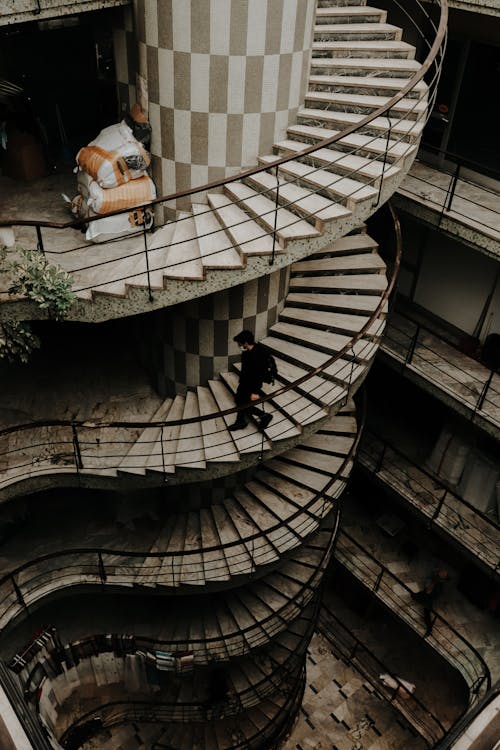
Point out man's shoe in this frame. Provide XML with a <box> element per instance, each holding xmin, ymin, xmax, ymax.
<box><xmin>259</xmin><ymin>413</ymin><xmax>273</xmax><ymax>430</ymax></box>
<box><xmin>229</xmin><ymin>420</ymin><xmax>248</xmax><ymax>431</ymax></box>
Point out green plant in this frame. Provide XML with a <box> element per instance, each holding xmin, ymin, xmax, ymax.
<box><xmin>0</xmin><ymin>321</ymin><xmax>40</xmax><ymax>364</ymax></box>
<box><xmin>9</xmin><ymin>248</ymin><xmax>75</xmax><ymax>319</ymax></box>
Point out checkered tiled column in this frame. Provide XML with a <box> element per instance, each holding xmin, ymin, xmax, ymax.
<box><xmin>138</xmin><ymin>267</ymin><xmax>290</xmax><ymax>396</ymax></box>
<box><xmin>133</xmin><ymin>0</ymin><xmax>315</xmax><ymax>207</ymax></box>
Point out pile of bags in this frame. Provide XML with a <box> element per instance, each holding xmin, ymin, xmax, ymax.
<box><xmin>67</xmin><ymin>104</ymin><xmax>156</xmax><ymax>242</ymax></box>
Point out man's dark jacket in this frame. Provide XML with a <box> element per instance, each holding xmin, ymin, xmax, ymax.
<box><xmin>239</xmin><ymin>343</ymin><xmax>269</xmax><ymax>395</ymax></box>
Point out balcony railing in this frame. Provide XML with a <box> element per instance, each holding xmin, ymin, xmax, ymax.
<box><xmin>318</xmin><ymin>604</ymin><xmax>447</xmax><ymax>746</ymax></box>
<box><xmin>398</xmin><ymin>143</ymin><xmax>500</xmax><ymax>240</ymax></box>
<box><xmin>335</xmin><ymin>530</ymin><xmax>491</xmax><ymax>708</ymax></box>
<box><xmin>0</xmin><ymin>415</ymin><xmax>359</xmax><ymax>628</ymax></box>
<box><xmin>382</xmin><ymin>312</ymin><xmax>500</xmax><ymax>435</ymax></box>
<box><xmin>6</xmin><ymin>623</ymin><xmax>309</xmax><ymax>749</ymax></box>
<box><xmin>0</xmin><ymin>0</ymin><xmax>447</xmax><ymax>312</ymax></box>
<box><xmin>0</xmin><ymin>205</ymin><xmax>395</xmax><ymax>496</ymax></box>
<box><xmin>358</xmin><ymin>431</ymin><xmax>500</xmax><ymax>577</ymax></box>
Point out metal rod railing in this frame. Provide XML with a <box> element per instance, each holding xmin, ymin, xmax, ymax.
<box><xmin>0</xmin><ymin>1</ymin><xmax>447</xmax><ymax>304</ymax></box>
<box><xmin>318</xmin><ymin>604</ymin><xmax>447</xmax><ymax>745</ymax></box>
<box><xmin>335</xmin><ymin>530</ymin><xmax>492</xmax><ymax>707</ymax></box>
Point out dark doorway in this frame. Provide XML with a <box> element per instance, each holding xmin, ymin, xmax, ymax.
<box><xmin>0</xmin><ymin>11</ymin><xmax>118</xmax><ymax>172</ymax></box>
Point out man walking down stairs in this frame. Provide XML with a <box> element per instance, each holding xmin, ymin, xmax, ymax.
<box><xmin>229</xmin><ymin>331</ymin><xmax>274</xmax><ymax>432</ymax></box>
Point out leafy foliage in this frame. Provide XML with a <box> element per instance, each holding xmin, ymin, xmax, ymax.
<box><xmin>9</xmin><ymin>248</ymin><xmax>75</xmax><ymax>320</ymax></box>
<box><xmin>0</xmin><ymin>321</ymin><xmax>40</xmax><ymax>364</ymax></box>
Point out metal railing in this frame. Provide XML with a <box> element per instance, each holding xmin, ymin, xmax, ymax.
<box><xmin>0</xmin><ymin>398</ymin><xmax>365</xmax><ymax>632</ymax></box>
<box><xmin>7</xmin><ymin>625</ymin><xmax>308</xmax><ymax>749</ymax></box>
<box><xmin>0</xmin><ymin>1</ymin><xmax>447</xmax><ymax>305</ymax></box>
<box><xmin>0</xmin><ymin>430</ymin><xmax>356</xmax><ymax>630</ymax></box>
<box><xmin>0</xmin><ymin>201</ymin><xmax>399</xmax><ymax>496</ymax></box>
<box><xmin>0</xmin><ymin>661</ymin><xmax>52</xmax><ymax>750</ymax></box>
<box><xmin>335</xmin><ymin>530</ymin><xmax>491</xmax><ymax>708</ymax></box>
<box><xmin>382</xmin><ymin>312</ymin><xmax>500</xmax><ymax>431</ymax></box>
<box><xmin>0</xmin><ymin>513</ymin><xmax>335</xmax><ymax>659</ymax></box>
<box><xmin>400</xmin><ymin>142</ymin><xmax>500</xmax><ymax>236</ymax></box>
<box><xmin>358</xmin><ymin>431</ymin><xmax>500</xmax><ymax>577</ymax></box>
<box><xmin>318</xmin><ymin>604</ymin><xmax>447</xmax><ymax>746</ymax></box>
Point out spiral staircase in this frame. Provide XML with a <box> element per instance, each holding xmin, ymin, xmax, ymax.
<box><xmin>0</xmin><ymin>1</ymin><xmax>448</xmax><ymax>748</ymax></box>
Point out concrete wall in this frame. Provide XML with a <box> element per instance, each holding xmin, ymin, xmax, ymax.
<box><xmin>400</xmin><ymin>219</ymin><xmax>499</xmax><ymax>341</ymax></box>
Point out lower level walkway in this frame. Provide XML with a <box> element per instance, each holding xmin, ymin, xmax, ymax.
<box><xmin>284</xmin><ymin>630</ymin><xmax>426</xmax><ymax>750</ymax></box>
<box><xmin>339</xmin><ymin>487</ymin><xmax>500</xmax><ymax>684</ymax></box>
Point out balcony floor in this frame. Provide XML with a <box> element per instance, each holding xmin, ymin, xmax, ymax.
<box><xmin>397</xmin><ymin>161</ymin><xmax>500</xmax><ymax>257</ymax></box>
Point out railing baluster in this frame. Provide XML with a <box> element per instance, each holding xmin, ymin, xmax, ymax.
<box><xmin>476</xmin><ymin>368</ymin><xmax>494</xmax><ymax>412</ymax></box>
<box><xmin>376</xmin><ymin>119</ymin><xmax>392</xmax><ymax>207</ymax></box>
<box><xmin>375</xmin><ymin>442</ymin><xmax>387</xmax><ymax>474</ymax></box>
<box><xmin>71</xmin><ymin>423</ymin><xmax>83</xmax><ymax>470</ymax></box>
<box><xmin>160</xmin><ymin>425</ymin><xmax>167</xmax><ymax>482</ymax></box>
<box><xmin>142</xmin><ymin>218</ymin><xmax>154</xmax><ymax>302</ymax></box>
<box><xmin>35</xmin><ymin>225</ymin><xmax>45</xmax><ymax>257</ymax></box>
<box><xmin>12</xmin><ymin>575</ymin><xmax>26</xmax><ymax>609</ymax></box>
<box><xmin>438</xmin><ymin>160</ymin><xmax>460</xmax><ymax>226</ymax></box>
<box><xmin>97</xmin><ymin>552</ymin><xmax>107</xmax><ymax>583</ymax></box>
<box><xmin>270</xmin><ymin>165</ymin><xmax>280</xmax><ymax>267</ymax></box>
<box><xmin>431</xmin><ymin>489</ymin><xmax>448</xmax><ymax>522</ymax></box>
<box><xmin>405</xmin><ymin>323</ymin><xmax>420</xmax><ymax>365</ymax></box>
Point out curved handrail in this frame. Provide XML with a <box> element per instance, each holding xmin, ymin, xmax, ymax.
<box><xmin>419</xmin><ymin>141</ymin><xmax>500</xmax><ymax>183</ymax></box>
<box><xmin>0</xmin><ymin>1</ymin><xmax>447</xmax><ymax>233</ymax></box>
<box><xmin>336</xmin><ymin>529</ymin><xmax>492</xmax><ymax>705</ymax></box>
<box><xmin>381</xmin><ymin>312</ymin><xmax>499</xmax><ymax>430</ymax></box>
<box><xmin>0</xmin><ymin>1</ymin><xmax>446</xmax><ymax>314</ymax></box>
<box><xmin>359</xmin><ymin>430</ymin><xmax>500</xmax><ymax>575</ymax></box>
<box><xmin>0</xmin><ymin>521</ymin><xmax>335</xmax><ymax>659</ymax></box>
<box><xmin>0</xmin><ymin>413</ymin><xmax>360</xmax><ymax>598</ymax></box>
<box><xmin>318</xmin><ymin>604</ymin><xmax>447</xmax><ymax>744</ymax></box>
<box><xmin>35</xmin><ymin>668</ymin><xmax>307</xmax><ymax>750</ymax></box>
<box><xmin>0</xmin><ymin>205</ymin><xmax>399</xmax><ymax>493</ymax></box>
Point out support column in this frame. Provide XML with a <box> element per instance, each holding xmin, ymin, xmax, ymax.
<box><xmin>137</xmin><ymin>266</ymin><xmax>290</xmax><ymax>396</ymax></box>
<box><xmin>133</xmin><ymin>0</ymin><xmax>316</xmax><ymax>206</ymax></box>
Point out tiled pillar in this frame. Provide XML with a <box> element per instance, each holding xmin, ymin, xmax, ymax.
<box><xmin>133</xmin><ymin>0</ymin><xmax>316</xmax><ymax>206</ymax></box>
<box><xmin>138</xmin><ymin>267</ymin><xmax>290</xmax><ymax>396</ymax></box>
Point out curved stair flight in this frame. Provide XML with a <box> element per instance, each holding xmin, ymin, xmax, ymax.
<box><xmin>0</xmin><ymin>232</ymin><xmax>384</xmax><ymax>497</ymax></box>
<box><xmin>3</xmin><ymin>0</ymin><xmax>427</xmax><ymax>320</ymax></box>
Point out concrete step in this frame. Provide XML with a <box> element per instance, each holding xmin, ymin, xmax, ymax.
<box><xmin>175</xmin><ymin>390</ymin><xmax>206</xmax><ymax>469</ymax></box>
<box><xmin>258</xmin><ymin>154</ymin><xmax>377</xmax><ymax>208</ymax></box>
<box><xmin>315</xmin><ymin>6</ymin><xmax>387</xmax><ymax>24</ymax></box>
<box><xmin>164</xmin><ymin>212</ymin><xmax>204</xmax><ymax>280</ymax></box>
<box><xmin>307</xmin><ymin>71</ymin><xmax>427</xmax><ymax>98</ymax></box>
<box><xmin>191</xmin><ymin>202</ymin><xmax>244</xmax><ymax>269</ymax></box>
<box><xmin>292</xmin><ymin>253</ymin><xmax>386</xmax><ymax>275</ymax></box>
<box><xmin>270</xmin><ymin>354</ymin><xmax>346</xmax><ymax>408</ymax></box>
<box><xmin>304</xmin><ymin>89</ymin><xmax>426</xmax><ymax>119</ymax></box>
<box><xmin>287</xmin><ymin>122</ymin><xmax>417</xmax><ymax>166</ymax></box>
<box><xmin>273</xmin><ymin>140</ymin><xmax>400</xmax><ymax>184</ymax></box>
<box><xmin>118</xmin><ymin>398</ymin><xmax>173</xmax><ymax>476</ymax></box>
<box><xmin>289</xmin><ymin>271</ymin><xmax>387</xmax><ymax>293</ymax></box>
<box><xmin>146</xmin><ymin>394</ymin><xmax>185</xmax><ymax>473</ymax></box>
<box><xmin>197</xmin><ymin>385</ymin><xmax>239</xmax><ymax>463</ymax></box>
<box><xmin>280</xmin><ymin>306</ymin><xmax>372</xmax><ymax>337</ymax></box>
<box><xmin>298</xmin><ymin>107</ymin><xmax>424</xmax><ymax>141</ymax></box>
<box><xmin>207</xmin><ymin>192</ymin><xmax>276</xmax><ymax>257</ymax></box>
<box><xmin>310</xmin><ymin>56</ymin><xmax>422</xmax><ymax>77</ymax></box>
<box><xmin>244</xmin><ymin>170</ymin><xmax>352</xmax><ymax>231</ymax></box>
<box><xmin>312</xmin><ymin>39</ymin><xmax>415</xmax><ymax>58</ymax></box>
<box><xmin>314</xmin><ymin>22</ymin><xmax>402</xmax><ymax>41</ymax></box>
<box><xmin>223</xmin><ymin>181</ymin><xmax>321</xmax><ymax>248</ymax></box>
